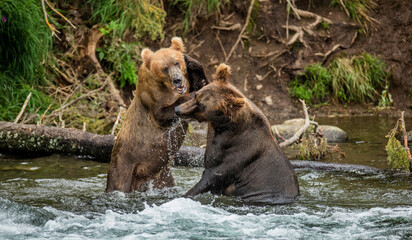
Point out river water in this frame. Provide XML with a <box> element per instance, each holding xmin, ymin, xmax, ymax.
<box><xmin>0</xmin><ymin>117</ymin><xmax>411</xmax><ymax>239</ymax></box>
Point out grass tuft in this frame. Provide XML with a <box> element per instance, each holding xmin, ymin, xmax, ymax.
<box><xmin>290</xmin><ymin>53</ymin><xmax>388</xmax><ymax>105</ymax></box>
<box><xmin>329</xmin><ymin>53</ymin><xmax>386</xmax><ymax>103</ymax></box>
<box><xmin>331</xmin><ymin>0</ymin><xmax>378</xmax><ymax>33</ymax></box>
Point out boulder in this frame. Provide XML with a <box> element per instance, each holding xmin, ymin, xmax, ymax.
<box><xmin>272</xmin><ymin>118</ymin><xmax>348</xmax><ymax>143</ymax></box>
<box><xmin>407</xmin><ymin>130</ymin><xmax>412</xmax><ymax>144</ymax></box>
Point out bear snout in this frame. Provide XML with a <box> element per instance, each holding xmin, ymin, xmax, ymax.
<box><xmin>170</xmin><ymin>68</ymin><xmax>187</xmax><ymax>94</ymax></box>
<box><xmin>174</xmin><ymin>99</ymin><xmax>198</xmax><ymax>119</ymax></box>
<box><xmin>173</xmin><ymin>77</ymin><xmax>183</xmax><ymax>86</ymax></box>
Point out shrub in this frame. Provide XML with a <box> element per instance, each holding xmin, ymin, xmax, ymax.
<box><xmin>331</xmin><ymin>0</ymin><xmax>378</xmax><ymax>33</ymax></box>
<box><xmin>90</xmin><ymin>0</ymin><xmax>165</xmax><ymax>88</ymax></box>
<box><xmin>290</xmin><ymin>63</ymin><xmax>331</xmax><ymax>104</ymax></box>
<box><xmin>385</xmin><ymin>119</ymin><xmax>410</xmax><ymax>172</ymax></box>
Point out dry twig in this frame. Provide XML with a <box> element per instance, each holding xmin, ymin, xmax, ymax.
<box><xmin>14</xmin><ymin>93</ymin><xmax>32</xmax><ymax>124</ymax></box>
<box><xmin>111</xmin><ymin>107</ymin><xmax>125</xmax><ymax>135</ymax></box>
<box><xmin>216</xmin><ymin>31</ymin><xmax>228</xmax><ymax>60</ymax></box>
<box><xmin>41</xmin><ymin>0</ymin><xmax>76</xmax><ymax>40</ymax></box>
<box><xmin>47</xmin><ymin>80</ymin><xmax>108</xmax><ymax>118</ymax></box>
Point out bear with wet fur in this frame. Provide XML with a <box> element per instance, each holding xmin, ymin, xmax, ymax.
<box><xmin>106</xmin><ymin>37</ymin><xmax>207</xmax><ymax>193</ymax></box>
<box><xmin>175</xmin><ymin>64</ymin><xmax>299</xmax><ymax>204</ymax></box>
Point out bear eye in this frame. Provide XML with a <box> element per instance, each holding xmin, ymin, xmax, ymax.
<box><xmin>175</xmin><ymin>62</ymin><xmax>180</xmax><ymax>68</ymax></box>
<box><xmin>162</xmin><ymin>66</ymin><xmax>168</xmax><ymax>74</ymax></box>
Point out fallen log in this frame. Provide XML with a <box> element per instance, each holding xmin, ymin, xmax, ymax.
<box><xmin>0</xmin><ymin>121</ymin><xmax>384</xmax><ymax>174</ymax></box>
<box><xmin>0</xmin><ymin>121</ymin><xmax>113</xmax><ymax>161</ymax></box>
<box><xmin>174</xmin><ymin>146</ymin><xmax>383</xmax><ymax>174</ymax></box>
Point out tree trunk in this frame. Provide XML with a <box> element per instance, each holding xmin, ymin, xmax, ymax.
<box><xmin>0</xmin><ymin>121</ymin><xmax>114</xmax><ymax>161</ymax></box>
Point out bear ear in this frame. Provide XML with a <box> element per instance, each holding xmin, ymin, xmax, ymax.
<box><xmin>170</xmin><ymin>37</ymin><xmax>186</xmax><ymax>52</ymax></box>
<box><xmin>141</xmin><ymin>48</ymin><xmax>153</xmax><ymax>69</ymax></box>
<box><xmin>218</xmin><ymin>94</ymin><xmax>246</xmax><ymax>121</ymax></box>
<box><xmin>215</xmin><ymin>63</ymin><xmax>231</xmax><ymax>84</ymax></box>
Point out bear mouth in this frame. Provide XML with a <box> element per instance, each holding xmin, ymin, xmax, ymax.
<box><xmin>176</xmin><ymin>86</ymin><xmax>187</xmax><ymax>94</ymax></box>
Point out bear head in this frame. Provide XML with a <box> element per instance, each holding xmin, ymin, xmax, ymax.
<box><xmin>175</xmin><ymin>63</ymin><xmax>248</xmax><ymax>122</ymax></box>
<box><xmin>141</xmin><ymin>37</ymin><xmax>188</xmax><ymax>94</ymax></box>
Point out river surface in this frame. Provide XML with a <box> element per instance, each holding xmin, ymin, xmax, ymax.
<box><xmin>0</xmin><ymin>117</ymin><xmax>411</xmax><ymax>239</ymax></box>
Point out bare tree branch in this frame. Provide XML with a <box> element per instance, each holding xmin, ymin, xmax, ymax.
<box><xmin>279</xmin><ymin>99</ymin><xmax>313</xmax><ymax>148</ymax></box>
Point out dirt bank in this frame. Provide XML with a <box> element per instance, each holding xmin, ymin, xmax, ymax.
<box><xmin>159</xmin><ymin>0</ymin><xmax>412</xmax><ymax>122</ymax></box>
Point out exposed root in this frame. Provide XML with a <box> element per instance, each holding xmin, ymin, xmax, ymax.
<box><xmin>315</xmin><ymin>32</ymin><xmax>358</xmax><ymax>63</ymax></box>
<box><xmin>215</xmin><ymin>31</ymin><xmax>228</xmax><ymax>61</ymax></box>
<box><xmin>83</xmin><ymin>26</ymin><xmax>125</xmax><ymax>107</ymax></box>
<box><xmin>225</xmin><ymin>0</ymin><xmax>255</xmax><ymax>63</ymax></box>
<box><xmin>257</xmin><ymin>50</ymin><xmax>288</xmax><ymax>69</ymax></box>
<box><xmin>211</xmin><ymin>24</ymin><xmax>241</xmax><ymax>31</ymax></box>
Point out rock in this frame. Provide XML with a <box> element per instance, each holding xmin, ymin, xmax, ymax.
<box><xmin>256</xmin><ymin>84</ymin><xmax>263</xmax><ymax>90</ymax></box>
<box><xmin>264</xmin><ymin>96</ymin><xmax>273</xmax><ymax>105</ymax></box>
<box><xmin>272</xmin><ymin>118</ymin><xmax>348</xmax><ymax>143</ymax></box>
<box><xmin>407</xmin><ymin>130</ymin><xmax>412</xmax><ymax>144</ymax></box>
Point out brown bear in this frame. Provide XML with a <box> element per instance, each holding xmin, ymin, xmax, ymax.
<box><xmin>175</xmin><ymin>63</ymin><xmax>300</xmax><ymax>204</ymax></box>
<box><xmin>106</xmin><ymin>37</ymin><xmax>208</xmax><ymax>193</ymax></box>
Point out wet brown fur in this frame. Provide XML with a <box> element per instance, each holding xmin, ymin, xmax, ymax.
<box><xmin>106</xmin><ymin>37</ymin><xmax>197</xmax><ymax>193</ymax></box>
<box><xmin>176</xmin><ymin>63</ymin><xmax>300</xmax><ymax>204</ymax></box>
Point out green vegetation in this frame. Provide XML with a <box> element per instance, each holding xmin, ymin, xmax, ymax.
<box><xmin>331</xmin><ymin>0</ymin><xmax>377</xmax><ymax>33</ymax></box>
<box><xmin>90</xmin><ymin>0</ymin><xmax>166</xmax><ymax>88</ymax></box>
<box><xmin>97</xmin><ymin>22</ymin><xmax>142</xmax><ymax>88</ymax></box>
<box><xmin>0</xmin><ymin>0</ymin><xmax>54</xmax><ymax>121</ymax></box>
<box><xmin>290</xmin><ymin>63</ymin><xmax>331</xmax><ymax>104</ymax></box>
<box><xmin>297</xmin><ymin>134</ymin><xmax>328</xmax><ymax>161</ymax></box>
<box><xmin>385</xmin><ymin>118</ymin><xmax>410</xmax><ymax>172</ymax></box>
<box><xmin>89</xmin><ymin>0</ymin><xmax>166</xmax><ymax>40</ymax></box>
<box><xmin>246</xmin><ymin>0</ymin><xmax>260</xmax><ymax>35</ymax></box>
<box><xmin>290</xmin><ymin>53</ymin><xmax>389</xmax><ymax>105</ymax></box>
<box><xmin>171</xmin><ymin>0</ymin><xmax>227</xmax><ymax>33</ymax></box>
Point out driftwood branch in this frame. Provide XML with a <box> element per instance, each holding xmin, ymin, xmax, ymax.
<box><xmin>279</xmin><ymin>99</ymin><xmax>313</xmax><ymax>148</ymax></box>
<box><xmin>400</xmin><ymin>111</ymin><xmax>412</xmax><ymax>166</ymax></box>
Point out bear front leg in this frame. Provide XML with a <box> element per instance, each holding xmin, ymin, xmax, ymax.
<box><xmin>152</xmin><ymin>95</ymin><xmax>193</xmax><ymax>128</ymax></box>
<box><xmin>184</xmin><ymin>54</ymin><xmax>209</xmax><ymax>92</ymax></box>
<box><xmin>183</xmin><ymin>168</ymin><xmax>215</xmax><ymax>197</ymax></box>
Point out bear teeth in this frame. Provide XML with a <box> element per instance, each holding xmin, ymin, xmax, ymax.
<box><xmin>177</xmin><ymin>86</ymin><xmax>186</xmax><ymax>94</ymax></box>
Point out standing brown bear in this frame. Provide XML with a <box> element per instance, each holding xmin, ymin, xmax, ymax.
<box><xmin>106</xmin><ymin>37</ymin><xmax>207</xmax><ymax>193</ymax></box>
<box><xmin>175</xmin><ymin>64</ymin><xmax>299</xmax><ymax>204</ymax></box>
